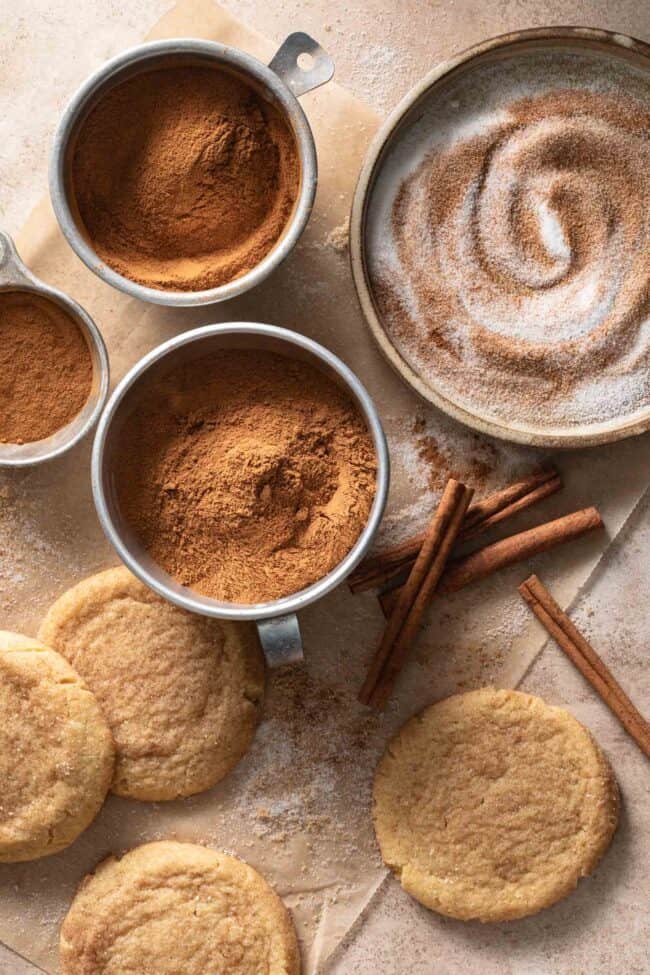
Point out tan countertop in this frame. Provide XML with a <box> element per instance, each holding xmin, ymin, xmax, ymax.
<box><xmin>1</xmin><ymin>1</ymin><xmax>648</xmax><ymax>973</ymax></box>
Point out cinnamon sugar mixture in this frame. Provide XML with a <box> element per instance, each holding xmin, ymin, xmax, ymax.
<box><xmin>368</xmin><ymin>53</ymin><xmax>650</xmax><ymax>428</ymax></box>
<box><xmin>71</xmin><ymin>66</ymin><xmax>300</xmax><ymax>292</ymax></box>
<box><xmin>115</xmin><ymin>351</ymin><xmax>377</xmax><ymax>603</ymax></box>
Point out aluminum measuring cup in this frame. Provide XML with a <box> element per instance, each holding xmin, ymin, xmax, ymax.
<box><xmin>92</xmin><ymin>323</ymin><xmax>390</xmax><ymax>667</ymax></box>
<box><xmin>50</xmin><ymin>34</ymin><xmax>334</xmax><ymax>307</ymax></box>
<box><xmin>0</xmin><ymin>231</ymin><xmax>109</xmax><ymax>467</ymax></box>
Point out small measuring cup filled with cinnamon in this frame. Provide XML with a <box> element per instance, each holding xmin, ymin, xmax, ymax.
<box><xmin>92</xmin><ymin>323</ymin><xmax>389</xmax><ymax>666</ymax></box>
<box><xmin>0</xmin><ymin>232</ymin><xmax>109</xmax><ymax>467</ymax></box>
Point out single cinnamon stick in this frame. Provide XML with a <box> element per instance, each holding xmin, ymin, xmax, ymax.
<box><xmin>460</xmin><ymin>474</ymin><xmax>561</xmax><ymax>540</ymax></box>
<box><xmin>461</xmin><ymin>467</ymin><xmax>560</xmax><ymax>534</ymax></box>
<box><xmin>348</xmin><ymin>467</ymin><xmax>561</xmax><ymax>593</ymax></box>
<box><xmin>519</xmin><ymin>574</ymin><xmax>650</xmax><ymax>758</ymax></box>
<box><xmin>379</xmin><ymin>506</ymin><xmax>604</xmax><ymax>617</ymax></box>
<box><xmin>359</xmin><ymin>479</ymin><xmax>474</xmax><ymax>707</ymax></box>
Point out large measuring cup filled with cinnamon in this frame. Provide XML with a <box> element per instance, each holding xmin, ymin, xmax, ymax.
<box><xmin>92</xmin><ymin>323</ymin><xmax>389</xmax><ymax>666</ymax></box>
<box><xmin>50</xmin><ymin>35</ymin><xmax>333</xmax><ymax>307</ymax></box>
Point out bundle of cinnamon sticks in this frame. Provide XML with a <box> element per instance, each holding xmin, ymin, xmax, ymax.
<box><xmin>349</xmin><ymin>467</ymin><xmax>562</xmax><ymax>594</ymax></box>
<box><xmin>358</xmin><ymin>479</ymin><xmax>473</xmax><ymax>708</ymax></box>
<box><xmin>356</xmin><ymin>466</ymin><xmax>605</xmax><ymax>708</ymax></box>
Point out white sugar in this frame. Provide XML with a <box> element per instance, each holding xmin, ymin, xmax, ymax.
<box><xmin>537</xmin><ymin>198</ymin><xmax>570</xmax><ymax>261</ymax></box>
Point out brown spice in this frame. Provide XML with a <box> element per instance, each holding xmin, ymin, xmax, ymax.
<box><xmin>379</xmin><ymin>506</ymin><xmax>604</xmax><ymax>617</ymax></box>
<box><xmin>347</xmin><ymin>466</ymin><xmax>562</xmax><ymax>594</ymax></box>
<box><xmin>0</xmin><ymin>292</ymin><xmax>92</xmax><ymax>444</ymax></box>
<box><xmin>115</xmin><ymin>350</ymin><xmax>377</xmax><ymax>604</ymax></box>
<box><xmin>71</xmin><ymin>66</ymin><xmax>300</xmax><ymax>292</ymax></box>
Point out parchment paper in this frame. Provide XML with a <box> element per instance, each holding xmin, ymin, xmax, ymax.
<box><xmin>1</xmin><ymin>1</ymin><xmax>649</xmax><ymax>972</ymax></box>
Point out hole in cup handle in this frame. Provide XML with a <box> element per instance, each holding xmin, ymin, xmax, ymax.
<box><xmin>269</xmin><ymin>32</ymin><xmax>335</xmax><ymax>97</ymax></box>
<box><xmin>0</xmin><ymin>231</ymin><xmax>35</xmax><ymax>289</ymax></box>
<box><xmin>256</xmin><ymin>613</ymin><xmax>304</xmax><ymax>668</ymax></box>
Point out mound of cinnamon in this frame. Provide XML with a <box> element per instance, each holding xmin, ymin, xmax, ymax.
<box><xmin>71</xmin><ymin>66</ymin><xmax>300</xmax><ymax>292</ymax></box>
<box><xmin>115</xmin><ymin>350</ymin><xmax>377</xmax><ymax>604</ymax></box>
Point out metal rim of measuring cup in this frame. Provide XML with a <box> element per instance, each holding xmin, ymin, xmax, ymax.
<box><xmin>349</xmin><ymin>25</ymin><xmax>650</xmax><ymax>448</ymax></box>
<box><xmin>91</xmin><ymin>322</ymin><xmax>390</xmax><ymax>666</ymax></box>
<box><xmin>0</xmin><ymin>230</ymin><xmax>110</xmax><ymax>467</ymax></box>
<box><xmin>49</xmin><ymin>35</ymin><xmax>334</xmax><ymax>308</ymax></box>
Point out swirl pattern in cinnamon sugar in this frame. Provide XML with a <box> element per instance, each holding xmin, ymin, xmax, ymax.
<box><xmin>369</xmin><ymin>53</ymin><xmax>650</xmax><ymax>429</ymax></box>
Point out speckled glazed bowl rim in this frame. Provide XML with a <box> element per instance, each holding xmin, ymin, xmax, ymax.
<box><xmin>350</xmin><ymin>26</ymin><xmax>650</xmax><ymax>448</ymax></box>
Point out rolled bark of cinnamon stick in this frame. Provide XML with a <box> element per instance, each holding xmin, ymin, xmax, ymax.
<box><xmin>348</xmin><ymin>467</ymin><xmax>561</xmax><ymax>594</ymax></box>
<box><xmin>358</xmin><ymin>479</ymin><xmax>472</xmax><ymax>706</ymax></box>
<box><xmin>368</xmin><ymin>483</ymin><xmax>474</xmax><ymax>708</ymax></box>
<box><xmin>461</xmin><ymin>467</ymin><xmax>559</xmax><ymax>534</ymax></box>
<box><xmin>519</xmin><ymin>574</ymin><xmax>650</xmax><ymax>757</ymax></box>
<box><xmin>379</xmin><ymin>506</ymin><xmax>603</xmax><ymax>618</ymax></box>
<box><xmin>460</xmin><ymin>474</ymin><xmax>561</xmax><ymax>540</ymax></box>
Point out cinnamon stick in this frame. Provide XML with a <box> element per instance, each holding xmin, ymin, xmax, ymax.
<box><xmin>348</xmin><ymin>467</ymin><xmax>561</xmax><ymax>593</ymax></box>
<box><xmin>370</xmin><ymin>485</ymin><xmax>473</xmax><ymax>708</ymax></box>
<box><xmin>359</xmin><ymin>479</ymin><xmax>474</xmax><ymax>708</ymax></box>
<box><xmin>519</xmin><ymin>574</ymin><xmax>650</xmax><ymax>758</ymax></box>
<box><xmin>380</xmin><ymin>506</ymin><xmax>604</xmax><ymax>617</ymax></box>
<box><xmin>460</xmin><ymin>474</ymin><xmax>561</xmax><ymax>540</ymax></box>
<box><xmin>461</xmin><ymin>467</ymin><xmax>560</xmax><ymax>535</ymax></box>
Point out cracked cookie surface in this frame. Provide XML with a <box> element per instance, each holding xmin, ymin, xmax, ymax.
<box><xmin>0</xmin><ymin>630</ymin><xmax>114</xmax><ymax>862</ymax></box>
<box><xmin>60</xmin><ymin>840</ymin><xmax>300</xmax><ymax>975</ymax></box>
<box><xmin>373</xmin><ymin>687</ymin><xmax>619</xmax><ymax>921</ymax></box>
<box><xmin>39</xmin><ymin>567</ymin><xmax>265</xmax><ymax>801</ymax></box>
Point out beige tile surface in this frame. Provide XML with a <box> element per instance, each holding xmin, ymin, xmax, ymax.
<box><xmin>329</xmin><ymin>492</ymin><xmax>650</xmax><ymax>974</ymax></box>
<box><xmin>1</xmin><ymin>1</ymin><xmax>649</xmax><ymax>973</ymax></box>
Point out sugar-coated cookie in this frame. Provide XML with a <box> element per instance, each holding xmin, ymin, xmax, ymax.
<box><xmin>373</xmin><ymin>687</ymin><xmax>619</xmax><ymax>921</ymax></box>
<box><xmin>0</xmin><ymin>631</ymin><xmax>114</xmax><ymax>862</ymax></box>
<box><xmin>39</xmin><ymin>567</ymin><xmax>265</xmax><ymax>801</ymax></box>
<box><xmin>60</xmin><ymin>840</ymin><xmax>300</xmax><ymax>974</ymax></box>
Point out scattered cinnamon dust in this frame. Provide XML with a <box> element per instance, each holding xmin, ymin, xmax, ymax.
<box><xmin>412</xmin><ymin>416</ymin><xmax>498</xmax><ymax>492</ymax></box>
<box><xmin>115</xmin><ymin>350</ymin><xmax>377</xmax><ymax>603</ymax></box>
<box><xmin>0</xmin><ymin>291</ymin><xmax>92</xmax><ymax>444</ymax></box>
<box><xmin>71</xmin><ymin>66</ymin><xmax>300</xmax><ymax>292</ymax></box>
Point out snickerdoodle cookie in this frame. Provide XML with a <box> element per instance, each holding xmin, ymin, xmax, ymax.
<box><xmin>39</xmin><ymin>567</ymin><xmax>265</xmax><ymax>802</ymax></box>
<box><xmin>373</xmin><ymin>687</ymin><xmax>619</xmax><ymax>922</ymax></box>
<box><xmin>60</xmin><ymin>840</ymin><xmax>300</xmax><ymax>975</ymax></box>
<box><xmin>0</xmin><ymin>631</ymin><xmax>114</xmax><ymax>862</ymax></box>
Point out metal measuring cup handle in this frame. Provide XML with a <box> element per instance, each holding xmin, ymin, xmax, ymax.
<box><xmin>253</xmin><ymin>37</ymin><xmax>332</xmax><ymax>669</ymax></box>
<box><xmin>268</xmin><ymin>32</ymin><xmax>334</xmax><ymax>96</ymax></box>
<box><xmin>256</xmin><ymin>614</ymin><xmax>304</xmax><ymax>667</ymax></box>
<box><xmin>0</xmin><ymin>231</ymin><xmax>39</xmax><ymax>289</ymax></box>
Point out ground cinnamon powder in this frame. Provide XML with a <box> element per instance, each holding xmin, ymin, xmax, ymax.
<box><xmin>115</xmin><ymin>350</ymin><xmax>377</xmax><ymax>603</ymax></box>
<box><xmin>71</xmin><ymin>65</ymin><xmax>300</xmax><ymax>292</ymax></box>
<box><xmin>0</xmin><ymin>292</ymin><xmax>92</xmax><ymax>444</ymax></box>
